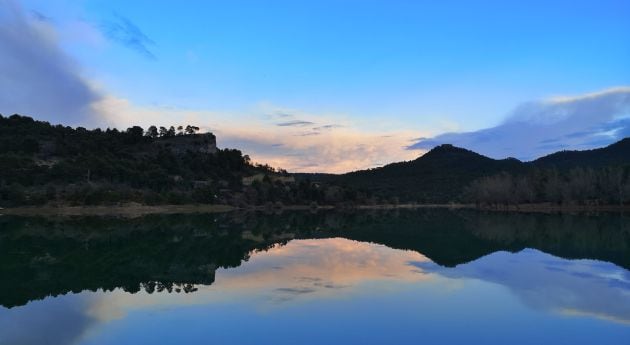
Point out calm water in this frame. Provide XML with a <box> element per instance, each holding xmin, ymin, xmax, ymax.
<box><xmin>1</xmin><ymin>209</ymin><xmax>629</xmax><ymax>345</ymax></box>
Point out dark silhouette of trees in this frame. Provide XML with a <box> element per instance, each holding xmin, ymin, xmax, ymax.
<box><xmin>463</xmin><ymin>166</ymin><xmax>630</xmax><ymax>206</ymax></box>
<box><xmin>185</xmin><ymin>125</ymin><xmax>200</xmax><ymax>135</ymax></box>
<box><xmin>145</xmin><ymin>126</ymin><xmax>159</xmax><ymax>138</ymax></box>
<box><xmin>126</xmin><ymin>126</ymin><xmax>144</xmax><ymax>137</ymax></box>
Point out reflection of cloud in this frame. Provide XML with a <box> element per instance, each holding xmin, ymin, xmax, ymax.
<box><xmin>0</xmin><ymin>293</ymin><xmax>95</xmax><ymax>345</ymax></box>
<box><xmin>416</xmin><ymin>249</ymin><xmax>630</xmax><ymax>324</ymax></box>
<box><xmin>0</xmin><ymin>0</ymin><xmax>102</xmax><ymax>125</ymax></box>
<box><xmin>85</xmin><ymin>238</ymin><xmax>431</xmax><ymax>320</ymax></box>
<box><xmin>275</xmin><ymin>287</ymin><xmax>317</xmax><ymax>295</ymax></box>
<box><xmin>213</xmin><ymin>238</ymin><xmax>432</xmax><ymax>304</ymax></box>
<box><xmin>100</xmin><ymin>13</ymin><xmax>156</xmax><ymax>59</ymax></box>
<box><xmin>409</xmin><ymin>87</ymin><xmax>630</xmax><ymax>160</ymax></box>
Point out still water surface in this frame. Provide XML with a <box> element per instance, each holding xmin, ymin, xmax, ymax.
<box><xmin>1</xmin><ymin>209</ymin><xmax>629</xmax><ymax>344</ymax></box>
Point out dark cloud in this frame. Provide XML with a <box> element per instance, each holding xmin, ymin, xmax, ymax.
<box><xmin>277</xmin><ymin>120</ymin><xmax>314</xmax><ymax>127</ymax></box>
<box><xmin>0</xmin><ymin>0</ymin><xmax>102</xmax><ymax>125</ymax></box>
<box><xmin>101</xmin><ymin>13</ymin><xmax>156</xmax><ymax>59</ymax></box>
<box><xmin>312</xmin><ymin>124</ymin><xmax>343</xmax><ymax>131</ymax></box>
<box><xmin>295</xmin><ymin>131</ymin><xmax>320</xmax><ymax>136</ymax></box>
<box><xmin>30</xmin><ymin>10</ymin><xmax>50</xmax><ymax>22</ymax></box>
<box><xmin>408</xmin><ymin>88</ymin><xmax>630</xmax><ymax>160</ymax></box>
<box><xmin>273</xmin><ymin>111</ymin><xmax>293</xmax><ymax>118</ymax></box>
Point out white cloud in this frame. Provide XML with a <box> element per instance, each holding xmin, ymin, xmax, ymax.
<box><xmin>409</xmin><ymin>87</ymin><xmax>630</xmax><ymax>160</ymax></box>
<box><xmin>93</xmin><ymin>95</ymin><xmax>422</xmax><ymax>173</ymax></box>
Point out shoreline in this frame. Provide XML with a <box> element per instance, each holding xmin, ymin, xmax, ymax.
<box><xmin>1</xmin><ymin>202</ymin><xmax>629</xmax><ymax>217</ymax></box>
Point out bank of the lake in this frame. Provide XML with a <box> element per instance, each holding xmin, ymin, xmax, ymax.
<box><xmin>3</xmin><ymin>202</ymin><xmax>630</xmax><ymax>217</ymax></box>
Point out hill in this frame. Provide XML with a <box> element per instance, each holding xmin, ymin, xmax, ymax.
<box><xmin>316</xmin><ymin>139</ymin><xmax>630</xmax><ymax>204</ymax></box>
<box><xmin>0</xmin><ymin>114</ymin><xmax>361</xmax><ymax>207</ymax></box>
<box><xmin>0</xmin><ymin>114</ymin><xmax>254</xmax><ymax>206</ymax></box>
<box><xmin>319</xmin><ymin>144</ymin><xmax>524</xmax><ymax>202</ymax></box>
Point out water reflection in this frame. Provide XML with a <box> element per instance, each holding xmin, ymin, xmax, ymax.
<box><xmin>417</xmin><ymin>249</ymin><xmax>630</xmax><ymax>324</ymax></box>
<box><xmin>1</xmin><ymin>209</ymin><xmax>629</xmax><ymax>344</ymax></box>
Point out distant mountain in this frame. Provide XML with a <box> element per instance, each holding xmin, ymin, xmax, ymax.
<box><xmin>310</xmin><ymin>138</ymin><xmax>630</xmax><ymax>203</ymax></box>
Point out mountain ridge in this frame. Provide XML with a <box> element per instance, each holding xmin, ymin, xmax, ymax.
<box><xmin>306</xmin><ymin>137</ymin><xmax>630</xmax><ymax>203</ymax></box>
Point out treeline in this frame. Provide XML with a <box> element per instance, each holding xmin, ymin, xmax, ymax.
<box><xmin>463</xmin><ymin>166</ymin><xmax>630</xmax><ymax>206</ymax></box>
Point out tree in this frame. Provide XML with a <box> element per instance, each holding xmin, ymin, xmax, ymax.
<box><xmin>176</xmin><ymin>126</ymin><xmax>184</xmax><ymax>136</ymax></box>
<box><xmin>145</xmin><ymin>126</ymin><xmax>159</xmax><ymax>138</ymax></box>
<box><xmin>159</xmin><ymin>126</ymin><xmax>168</xmax><ymax>137</ymax></box>
<box><xmin>167</xmin><ymin>126</ymin><xmax>176</xmax><ymax>137</ymax></box>
<box><xmin>185</xmin><ymin>125</ymin><xmax>200</xmax><ymax>135</ymax></box>
<box><xmin>126</xmin><ymin>126</ymin><xmax>144</xmax><ymax>138</ymax></box>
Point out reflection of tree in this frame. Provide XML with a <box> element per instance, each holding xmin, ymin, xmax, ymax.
<box><xmin>0</xmin><ymin>210</ymin><xmax>628</xmax><ymax>308</ymax></box>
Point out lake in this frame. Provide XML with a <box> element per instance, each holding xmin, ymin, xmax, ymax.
<box><xmin>1</xmin><ymin>209</ymin><xmax>629</xmax><ymax>344</ymax></box>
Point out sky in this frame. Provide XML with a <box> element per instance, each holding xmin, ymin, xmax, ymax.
<box><xmin>1</xmin><ymin>0</ymin><xmax>629</xmax><ymax>172</ymax></box>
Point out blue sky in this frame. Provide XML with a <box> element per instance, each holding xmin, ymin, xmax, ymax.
<box><xmin>1</xmin><ymin>0</ymin><xmax>629</xmax><ymax>172</ymax></box>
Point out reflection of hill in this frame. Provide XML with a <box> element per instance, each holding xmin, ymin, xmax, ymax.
<box><xmin>1</xmin><ymin>210</ymin><xmax>629</xmax><ymax>308</ymax></box>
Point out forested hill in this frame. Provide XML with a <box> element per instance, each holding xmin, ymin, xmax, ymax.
<box><xmin>0</xmin><ymin>114</ymin><xmax>369</xmax><ymax>207</ymax></box>
<box><xmin>329</xmin><ymin>144</ymin><xmax>525</xmax><ymax>202</ymax></box>
<box><xmin>0</xmin><ymin>114</ymin><xmax>251</xmax><ymax>205</ymax></box>
<box><xmin>312</xmin><ymin>139</ymin><xmax>630</xmax><ymax>204</ymax></box>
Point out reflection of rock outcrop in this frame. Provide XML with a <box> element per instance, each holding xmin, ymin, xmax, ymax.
<box><xmin>1</xmin><ymin>209</ymin><xmax>629</xmax><ymax>308</ymax></box>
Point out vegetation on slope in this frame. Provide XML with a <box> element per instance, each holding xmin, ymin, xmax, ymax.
<box><xmin>2</xmin><ymin>114</ymin><xmax>629</xmax><ymax>207</ymax></box>
<box><xmin>0</xmin><ymin>115</ymin><xmax>368</xmax><ymax>207</ymax></box>
<box><xmin>318</xmin><ymin>140</ymin><xmax>630</xmax><ymax>205</ymax></box>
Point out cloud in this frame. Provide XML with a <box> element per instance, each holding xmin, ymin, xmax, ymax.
<box><xmin>30</xmin><ymin>10</ymin><xmax>51</xmax><ymax>22</ymax></box>
<box><xmin>313</xmin><ymin>124</ymin><xmax>343</xmax><ymax>131</ymax></box>
<box><xmin>0</xmin><ymin>0</ymin><xmax>102</xmax><ymax>125</ymax></box>
<box><xmin>408</xmin><ymin>87</ymin><xmax>630</xmax><ymax>160</ymax></box>
<box><xmin>276</xmin><ymin>120</ymin><xmax>315</xmax><ymax>127</ymax></box>
<box><xmin>295</xmin><ymin>131</ymin><xmax>320</xmax><ymax>136</ymax></box>
<box><xmin>214</xmin><ymin>123</ymin><xmax>420</xmax><ymax>173</ymax></box>
<box><xmin>94</xmin><ymin>96</ymin><xmax>423</xmax><ymax>173</ymax></box>
<box><xmin>101</xmin><ymin>14</ymin><xmax>156</xmax><ymax>59</ymax></box>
